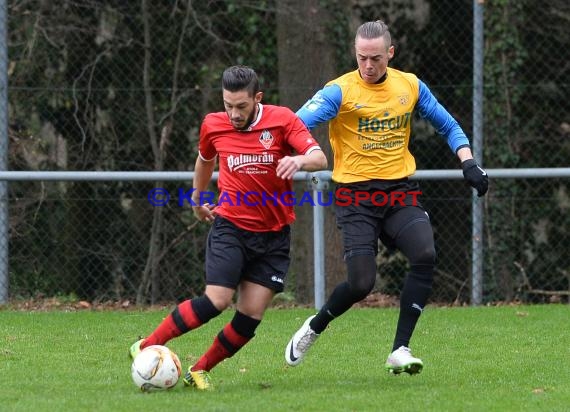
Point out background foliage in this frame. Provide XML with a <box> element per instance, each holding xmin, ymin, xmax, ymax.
<box><xmin>5</xmin><ymin>0</ymin><xmax>570</xmax><ymax>305</ymax></box>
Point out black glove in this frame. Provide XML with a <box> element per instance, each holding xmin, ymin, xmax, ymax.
<box><xmin>461</xmin><ymin>159</ymin><xmax>488</xmax><ymax>197</ymax></box>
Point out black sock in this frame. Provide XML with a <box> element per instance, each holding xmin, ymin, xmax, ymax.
<box><xmin>310</xmin><ymin>282</ymin><xmax>353</xmax><ymax>333</ymax></box>
<box><xmin>392</xmin><ymin>271</ymin><xmax>432</xmax><ymax>351</ymax></box>
<box><xmin>310</xmin><ymin>254</ymin><xmax>377</xmax><ymax>334</ymax></box>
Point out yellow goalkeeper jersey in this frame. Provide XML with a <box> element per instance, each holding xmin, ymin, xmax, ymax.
<box><xmin>297</xmin><ymin>67</ymin><xmax>470</xmax><ymax>183</ymax></box>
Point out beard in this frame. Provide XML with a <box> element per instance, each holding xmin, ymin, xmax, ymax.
<box><xmin>231</xmin><ymin>106</ymin><xmax>257</xmax><ymax>131</ymax></box>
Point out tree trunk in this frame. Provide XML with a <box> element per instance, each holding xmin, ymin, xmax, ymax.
<box><xmin>276</xmin><ymin>0</ymin><xmax>346</xmax><ymax>304</ymax></box>
<box><xmin>137</xmin><ymin>0</ymin><xmax>165</xmax><ymax>305</ymax></box>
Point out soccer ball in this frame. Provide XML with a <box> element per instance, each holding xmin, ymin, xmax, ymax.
<box><xmin>131</xmin><ymin>345</ymin><xmax>182</xmax><ymax>392</ymax></box>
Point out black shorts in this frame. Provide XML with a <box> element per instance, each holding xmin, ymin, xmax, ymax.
<box><xmin>334</xmin><ymin>179</ymin><xmax>431</xmax><ymax>258</ymax></box>
<box><xmin>205</xmin><ymin>216</ymin><xmax>291</xmax><ymax>293</ymax></box>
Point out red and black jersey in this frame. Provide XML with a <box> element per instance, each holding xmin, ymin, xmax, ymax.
<box><xmin>199</xmin><ymin>104</ymin><xmax>321</xmax><ymax>232</ymax></box>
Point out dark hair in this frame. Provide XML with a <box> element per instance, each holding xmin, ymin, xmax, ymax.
<box><xmin>355</xmin><ymin>20</ymin><xmax>391</xmax><ymax>50</ymax></box>
<box><xmin>221</xmin><ymin>65</ymin><xmax>260</xmax><ymax>96</ymax></box>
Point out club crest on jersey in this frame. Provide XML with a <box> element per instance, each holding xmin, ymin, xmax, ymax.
<box><xmin>398</xmin><ymin>94</ymin><xmax>410</xmax><ymax>105</ymax></box>
<box><xmin>259</xmin><ymin>129</ymin><xmax>274</xmax><ymax>149</ymax></box>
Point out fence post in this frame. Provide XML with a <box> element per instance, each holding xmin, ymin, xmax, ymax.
<box><xmin>471</xmin><ymin>0</ymin><xmax>485</xmax><ymax>305</ymax></box>
<box><xmin>0</xmin><ymin>0</ymin><xmax>8</xmax><ymax>304</ymax></box>
<box><xmin>311</xmin><ymin>172</ymin><xmax>328</xmax><ymax>309</ymax></box>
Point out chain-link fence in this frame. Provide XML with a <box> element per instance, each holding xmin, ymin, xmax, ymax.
<box><xmin>3</xmin><ymin>0</ymin><xmax>570</xmax><ymax>306</ymax></box>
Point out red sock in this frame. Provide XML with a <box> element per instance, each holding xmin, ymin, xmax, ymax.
<box><xmin>142</xmin><ymin>300</ymin><xmax>202</xmax><ymax>348</ymax></box>
<box><xmin>192</xmin><ymin>323</ymin><xmax>250</xmax><ymax>372</ymax></box>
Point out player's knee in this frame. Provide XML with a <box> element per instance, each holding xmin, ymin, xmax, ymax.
<box><xmin>204</xmin><ymin>286</ymin><xmax>236</xmax><ymax>312</ymax></box>
<box><xmin>397</xmin><ymin>222</ymin><xmax>436</xmax><ymax>269</ymax></box>
<box><xmin>346</xmin><ymin>253</ymin><xmax>377</xmax><ymax>301</ymax></box>
<box><xmin>205</xmin><ymin>294</ymin><xmax>233</xmax><ymax>312</ymax></box>
<box><xmin>408</xmin><ymin>247</ymin><xmax>436</xmax><ymax>291</ymax></box>
<box><xmin>409</xmin><ymin>246</ymin><xmax>436</xmax><ymax>284</ymax></box>
<box><xmin>411</xmin><ymin>244</ymin><xmax>436</xmax><ymax>267</ymax></box>
<box><xmin>348</xmin><ymin>278</ymin><xmax>375</xmax><ymax>301</ymax></box>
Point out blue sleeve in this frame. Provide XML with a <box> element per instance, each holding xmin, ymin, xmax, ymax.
<box><xmin>417</xmin><ymin>80</ymin><xmax>470</xmax><ymax>153</ymax></box>
<box><xmin>295</xmin><ymin>84</ymin><xmax>342</xmax><ymax>131</ymax></box>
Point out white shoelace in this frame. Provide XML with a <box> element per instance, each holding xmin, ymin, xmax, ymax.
<box><xmin>296</xmin><ymin>330</ymin><xmax>318</xmax><ymax>351</ymax></box>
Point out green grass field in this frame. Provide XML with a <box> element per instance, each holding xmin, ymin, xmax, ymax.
<box><xmin>1</xmin><ymin>304</ymin><xmax>569</xmax><ymax>411</ymax></box>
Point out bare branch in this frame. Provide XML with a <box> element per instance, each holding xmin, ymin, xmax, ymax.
<box><xmin>514</xmin><ymin>261</ymin><xmax>570</xmax><ymax>296</ymax></box>
<box><xmin>72</xmin><ymin>50</ymin><xmax>106</xmax><ymax>152</ymax></box>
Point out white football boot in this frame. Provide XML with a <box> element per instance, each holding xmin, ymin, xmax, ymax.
<box><xmin>285</xmin><ymin>315</ymin><xmax>319</xmax><ymax>366</ymax></box>
<box><xmin>385</xmin><ymin>346</ymin><xmax>423</xmax><ymax>375</ymax></box>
